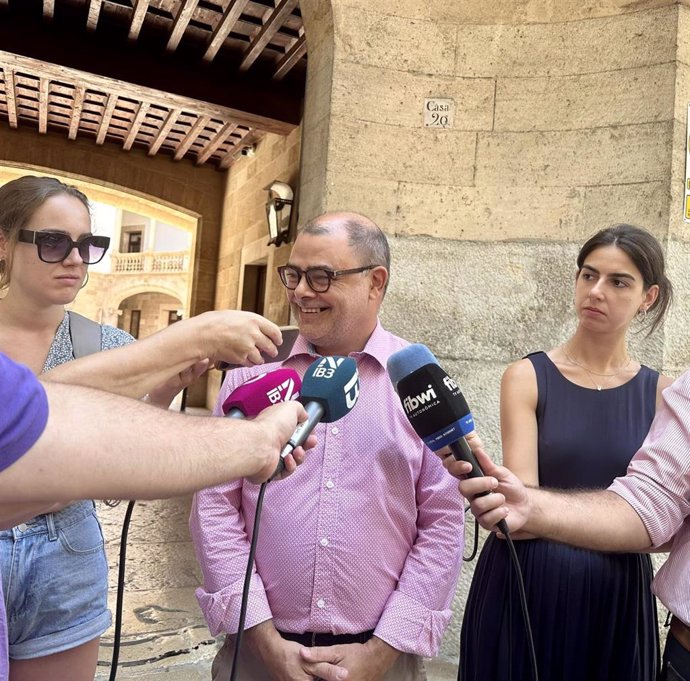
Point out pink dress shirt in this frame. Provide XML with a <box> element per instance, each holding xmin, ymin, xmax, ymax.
<box><xmin>190</xmin><ymin>322</ymin><xmax>465</xmax><ymax>656</ymax></box>
<box><xmin>609</xmin><ymin>369</ymin><xmax>690</xmax><ymax>626</ymax></box>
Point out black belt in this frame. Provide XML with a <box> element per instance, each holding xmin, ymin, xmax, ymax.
<box><xmin>278</xmin><ymin>629</ymin><xmax>375</xmax><ymax>647</ymax></box>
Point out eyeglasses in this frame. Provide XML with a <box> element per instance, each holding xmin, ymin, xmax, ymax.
<box><xmin>17</xmin><ymin>230</ymin><xmax>110</xmax><ymax>264</ymax></box>
<box><xmin>277</xmin><ymin>265</ymin><xmax>375</xmax><ymax>293</ymax></box>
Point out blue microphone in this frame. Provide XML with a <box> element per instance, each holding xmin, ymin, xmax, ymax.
<box><xmin>274</xmin><ymin>356</ymin><xmax>360</xmax><ymax>475</ymax></box>
<box><xmin>387</xmin><ymin>343</ymin><xmax>438</xmax><ymax>392</ymax></box>
<box><xmin>387</xmin><ymin>344</ymin><xmax>509</xmax><ymax>534</ymax></box>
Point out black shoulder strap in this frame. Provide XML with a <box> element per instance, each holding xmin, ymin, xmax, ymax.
<box><xmin>67</xmin><ymin>311</ymin><xmax>102</xmax><ymax>358</ymax></box>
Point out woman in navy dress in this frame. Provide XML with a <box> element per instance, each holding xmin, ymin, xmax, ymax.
<box><xmin>461</xmin><ymin>224</ymin><xmax>674</xmax><ymax>681</ymax></box>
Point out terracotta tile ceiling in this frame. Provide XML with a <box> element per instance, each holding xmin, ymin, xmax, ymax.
<box><xmin>0</xmin><ymin>0</ymin><xmax>307</xmax><ymax>169</ymax></box>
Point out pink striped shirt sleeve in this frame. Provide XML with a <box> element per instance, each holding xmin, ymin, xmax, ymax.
<box><xmin>608</xmin><ymin>370</ymin><xmax>690</xmax><ymax>625</ymax></box>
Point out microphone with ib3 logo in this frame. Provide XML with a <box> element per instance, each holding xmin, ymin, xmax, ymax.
<box><xmin>274</xmin><ymin>356</ymin><xmax>360</xmax><ymax>475</ymax></box>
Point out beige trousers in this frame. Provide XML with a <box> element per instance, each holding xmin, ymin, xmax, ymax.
<box><xmin>211</xmin><ymin>635</ymin><xmax>428</xmax><ymax>681</ymax></box>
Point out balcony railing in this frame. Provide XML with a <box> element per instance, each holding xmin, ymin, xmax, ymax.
<box><xmin>111</xmin><ymin>251</ymin><xmax>189</xmax><ymax>274</ymax></box>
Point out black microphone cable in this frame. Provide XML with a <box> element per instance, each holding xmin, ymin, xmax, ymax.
<box><xmin>502</xmin><ymin>528</ymin><xmax>538</xmax><ymax>681</ymax></box>
<box><xmin>463</xmin><ymin>506</ymin><xmax>480</xmax><ymax>562</ymax></box>
<box><xmin>455</xmin><ymin>513</ymin><xmax>538</xmax><ymax>681</ymax></box>
<box><xmin>228</xmin><ymin>480</ymin><xmax>269</xmax><ymax>681</ymax></box>
<box><xmin>108</xmin><ymin>499</ymin><xmax>136</xmax><ymax>681</ymax></box>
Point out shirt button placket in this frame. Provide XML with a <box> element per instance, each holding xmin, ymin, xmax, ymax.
<box><xmin>313</xmin><ymin>424</ymin><xmax>339</xmax><ymax>629</ymax></box>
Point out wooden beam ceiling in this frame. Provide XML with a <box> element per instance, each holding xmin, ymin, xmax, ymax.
<box><xmin>0</xmin><ymin>0</ymin><xmax>308</xmax><ymax>169</ymax></box>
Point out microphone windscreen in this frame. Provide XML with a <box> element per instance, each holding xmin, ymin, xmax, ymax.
<box><xmin>387</xmin><ymin>344</ymin><xmax>439</xmax><ymax>390</ymax></box>
<box><xmin>300</xmin><ymin>356</ymin><xmax>359</xmax><ymax>422</ymax></box>
<box><xmin>222</xmin><ymin>368</ymin><xmax>301</xmax><ymax>417</ymax></box>
<box><xmin>395</xmin><ymin>363</ymin><xmax>474</xmax><ymax>450</ymax></box>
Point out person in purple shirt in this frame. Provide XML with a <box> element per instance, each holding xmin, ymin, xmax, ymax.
<box><xmin>0</xmin><ymin>356</ymin><xmax>50</xmax><ymax>681</ymax></box>
<box><xmin>191</xmin><ymin>212</ymin><xmax>466</xmax><ymax>681</ymax></box>
<box><xmin>0</xmin><ymin>313</ymin><xmax>315</xmax><ymax>681</ymax></box>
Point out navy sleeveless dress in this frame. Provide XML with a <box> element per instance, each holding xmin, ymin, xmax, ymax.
<box><xmin>460</xmin><ymin>351</ymin><xmax>660</xmax><ymax>681</ymax></box>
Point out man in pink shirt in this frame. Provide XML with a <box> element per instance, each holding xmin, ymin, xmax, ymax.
<box><xmin>449</xmin><ymin>372</ymin><xmax>690</xmax><ymax>681</ymax></box>
<box><xmin>190</xmin><ymin>212</ymin><xmax>465</xmax><ymax>681</ymax></box>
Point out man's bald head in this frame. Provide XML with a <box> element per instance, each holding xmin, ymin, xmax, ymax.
<box><xmin>299</xmin><ymin>211</ymin><xmax>391</xmax><ymax>277</ymax></box>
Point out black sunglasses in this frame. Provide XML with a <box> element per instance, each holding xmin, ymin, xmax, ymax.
<box><xmin>18</xmin><ymin>229</ymin><xmax>110</xmax><ymax>264</ymax></box>
<box><xmin>277</xmin><ymin>264</ymin><xmax>375</xmax><ymax>293</ymax></box>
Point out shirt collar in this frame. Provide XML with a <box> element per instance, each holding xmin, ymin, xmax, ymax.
<box><xmin>287</xmin><ymin>319</ymin><xmax>389</xmax><ymax>370</ymax></box>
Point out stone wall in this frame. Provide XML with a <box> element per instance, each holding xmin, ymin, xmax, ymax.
<box><xmin>207</xmin><ymin>126</ymin><xmax>302</xmax><ymax>404</ymax></box>
<box><xmin>296</xmin><ymin>0</ymin><xmax>685</xmax><ymax>659</ymax></box>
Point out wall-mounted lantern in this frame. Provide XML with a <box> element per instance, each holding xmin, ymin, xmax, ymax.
<box><xmin>265</xmin><ymin>180</ymin><xmax>293</xmax><ymax>246</ymax></box>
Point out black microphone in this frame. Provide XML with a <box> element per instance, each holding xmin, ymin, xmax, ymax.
<box><xmin>388</xmin><ymin>343</ymin><xmax>509</xmax><ymax>535</ymax></box>
<box><xmin>273</xmin><ymin>355</ymin><xmax>360</xmax><ymax>476</ymax></box>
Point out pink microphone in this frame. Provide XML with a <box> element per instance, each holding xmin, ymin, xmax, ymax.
<box><xmin>222</xmin><ymin>368</ymin><xmax>301</xmax><ymax>419</ymax></box>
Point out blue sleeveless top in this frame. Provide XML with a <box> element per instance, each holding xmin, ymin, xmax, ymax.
<box><xmin>529</xmin><ymin>351</ymin><xmax>658</xmax><ymax>489</ymax></box>
<box><xmin>461</xmin><ymin>350</ymin><xmax>661</xmax><ymax>681</ymax></box>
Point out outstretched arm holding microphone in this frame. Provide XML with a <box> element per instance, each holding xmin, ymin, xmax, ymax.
<box><xmin>0</xmin><ymin>358</ymin><xmax>312</xmax><ymax>505</ymax></box>
<box><xmin>0</xmin><ymin>310</ymin><xmax>308</xmax><ymax>518</ymax></box>
<box><xmin>0</xmin><ymin>347</ymin><xmax>315</xmax><ymax>678</ymax></box>
<box><xmin>44</xmin><ymin>309</ymin><xmax>286</xmax><ymax>399</ymax></box>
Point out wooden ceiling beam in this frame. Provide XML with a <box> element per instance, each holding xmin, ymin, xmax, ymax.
<box><xmin>123</xmin><ymin>101</ymin><xmax>150</xmax><ymax>151</ymax></box>
<box><xmin>68</xmin><ymin>86</ymin><xmax>85</xmax><ymax>140</ymax></box>
<box><xmin>149</xmin><ymin>108</ymin><xmax>179</xmax><ymax>155</ymax></box>
<box><xmin>0</xmin><ymin>14</ymin><xmax>302</xmax><ymax>132</ymax></box>
<box><xmin>174</xmin><ymin>114</ymin><xmax>211</xmax><ymax>161</ymax></box>
<box><xmin>0</xmin><ymin>49</ymin><xmax>297</xmax><ymax>134</ymax></box>
<box><xmin>3</xmin><ymin>67</ymin><xmax>18</xmax><ymax>129</ymax></box>
<box><xmin>273</xmin><ymin>33</ymin><xmax>306</xmax><ymax>81</ymax></box>
<box><xmin>167</xmin><ymin>0</ymin><xmax>200</xmax><ymax>53</ymax></box>
<box><xmin>239</xmin><ymin>0</ymin><xmax>299</xmax><ymax>73</ymax></box>
<box><xmin>38</xmin><ymin>77</ymin><xmax>49</xmax><ymax>133</ymax></box>
<box><xmin>96</xmin><ymin>93</ymin><xmax>117</xmax><ymax>145</ymax></box>
<box><xmin>87</xmin><ymin>0</ymin><xmax>103</xmax><ymax>31</ymax></box>
<box><xmin>128</xmin><ymin>0</ymin><xmax>151</xmax><ymax>41</ymax></box>
<box><xmin>203</xmin><ymin>0</ymin><xmax>250</xmax><ymax>63</ymax></box>
<box><xmin>196</xmin><ymin>121</ymin><xmax>237</xmax><ymax>165</ymax></box>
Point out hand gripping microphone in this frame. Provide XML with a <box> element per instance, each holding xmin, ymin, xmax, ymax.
<box><xmin>274</xmin><ymin>356</ymin><xmax>360</xmax><ymax>475</ymax></box>
<box><xmin>387</xmin><ymin>343</ymin><xmax>509</xmax><ymax>534</ymax></box>
<box><xmin>222</xmin><ymin>368</ymin><xmax>301</xmax><ymax>419</ymax></box>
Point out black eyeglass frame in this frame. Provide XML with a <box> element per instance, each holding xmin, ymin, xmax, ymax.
<box><xmin>17</xmin><ymin>229</ymin><xmax>111</xmax><ymax>264</ymax></box>
<box><xmin>277</xmin><ymin>264</ymin><xmax>376</xmax><ymax>293</ymax></box>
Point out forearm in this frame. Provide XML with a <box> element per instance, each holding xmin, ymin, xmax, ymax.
<box><xmin>526</xmin><ymin>487</ymin><xmax>652</xmax><ymax>551</ymax></box>
<box><xmin>43</xmin><ymin>321</ymin><xmax>204</xmax><ymax>398</ymax></box>
<box><xmin>0</xmin><ymin>502</ymin><xmax>67</xmax><ymax>528</ymax></box>
<box><xmin>245</xmin><ymin>619</ymin><xmax>283</xmax><ymax>659</ymax></box>
<box><xmin>0</xmin><ymin>382</ymin><xmax>270</xmax><ymax>503</ymax></box>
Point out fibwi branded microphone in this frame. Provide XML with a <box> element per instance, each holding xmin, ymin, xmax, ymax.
<box><xmin>387</xmin><ymin>344</ymin><xmax>509</xmax><ymax>534</ymax></box>
<box><xmin>222</xmin><ymin>368</ymin><xmax>301</xmax><ymax>419</ymax></box>
<box><xmin>274</xmin><ymin>356</ymin><xmax>360</xmax><ymax>475</ymax></box>
<box><xmin>387</xmin><ymin>343</ymin><xmax>439</xmax><ymax>392</ymax></box>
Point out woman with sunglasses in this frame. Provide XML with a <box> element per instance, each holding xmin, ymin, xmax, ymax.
<box><xmin>0</xmin><ymin>175</ymin><xmax>183</xmax><ymax>681</ymax></box>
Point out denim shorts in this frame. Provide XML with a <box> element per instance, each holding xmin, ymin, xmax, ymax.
<box><xmin>0</xmin><ymin>500</ymin><xmax>111</xmax><ymax>659</ymax></box>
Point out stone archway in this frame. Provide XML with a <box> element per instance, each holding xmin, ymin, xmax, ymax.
<box><xmin>118</xmin><ymin>291</ymin><xmax>183</xmax><ymax>339</ymax></box>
